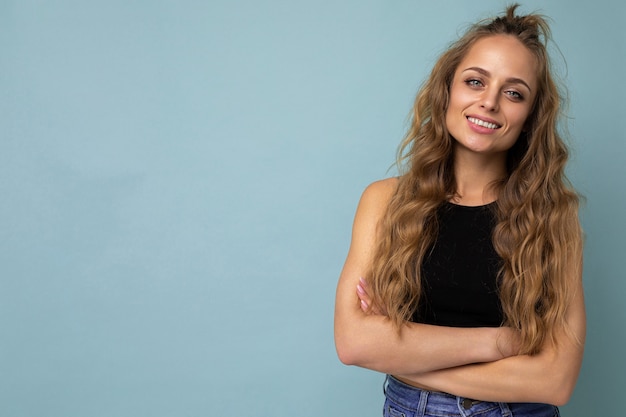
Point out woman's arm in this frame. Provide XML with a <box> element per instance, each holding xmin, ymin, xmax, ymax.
<box><xmin>396</xmin><ymin>279</ymin><xmax>586</xmax><ymax>406</ymax></box>
<box><xmin>334</xmin><ymin>179</ymin><xmax>520</xmax><ymax>374</ymax></box>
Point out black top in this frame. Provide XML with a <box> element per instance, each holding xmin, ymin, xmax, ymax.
<box><xmin>411</xmin><ymin>201</ymin><xmax>503</xmax><ymax>327</ymax></box>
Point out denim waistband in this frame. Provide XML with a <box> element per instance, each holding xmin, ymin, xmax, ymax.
<box><xmin>383</xmin><ymin>375</ymin><xmax>512</xmax><ymax>417</ymax></box>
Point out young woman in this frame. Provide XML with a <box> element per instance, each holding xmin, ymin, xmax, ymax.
<box><xmin>334</xmin><ymin>5</ymin><xmax>585</xmax><ymax>417</ymax></box>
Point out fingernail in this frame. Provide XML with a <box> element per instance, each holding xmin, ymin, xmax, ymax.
<box><xmin>356</xmin><ymin>284</ymin><xmax>365</xmax><ymax>295</ymax></box>
<box><xmin>359</xmin><ymin>277</ymin><xmax>367</xmax><ymax>286</ymax></box>
<box><xmin>361</xmin><ymin>299</ymin><xmax>368</xmax><ymax>309</ymax></box>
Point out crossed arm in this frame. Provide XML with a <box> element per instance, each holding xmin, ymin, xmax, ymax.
<box><xmin>333</xmin><ymin>179</ymin><xmax>586</xmax><ymax>406</ymax></box>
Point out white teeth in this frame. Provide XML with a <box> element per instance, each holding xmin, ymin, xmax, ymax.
<box><xmin>467</xmin><ymin>117</ymin><xmax>499</xmax><ymax>129</ymax></box>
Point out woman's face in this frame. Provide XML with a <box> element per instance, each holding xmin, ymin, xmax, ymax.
<box><xmin>446</xmin><ymin>35</ymin><xmax>538</xmax><ymax>158</ymax></box>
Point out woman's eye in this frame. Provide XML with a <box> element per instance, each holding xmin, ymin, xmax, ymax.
<box><xmin>465</xmin><ymin>79</ymin><xmax>483</xmax><ymax>87</ymax></box>
<box><xmin>506</xmin><ymin>90</ymin><xmax>524</xmax><ymax>100</ymax></box>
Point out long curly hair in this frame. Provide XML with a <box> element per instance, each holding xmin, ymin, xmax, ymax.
<box><xmin>367</xmin><ymin>4</ymin><xmax>582</xmax><ymax>355</ymax></box>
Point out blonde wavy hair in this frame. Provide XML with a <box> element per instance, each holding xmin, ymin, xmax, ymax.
<box><xmin>368</xmin><ymin>4</ymin><xmax>582</xmax><ymax>355</ymax></box>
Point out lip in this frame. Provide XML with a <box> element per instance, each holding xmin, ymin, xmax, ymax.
<box><xmin>466</xmin><ymin>114</ymin><xmax>502</xmax><ymax>133</ymax></box>
<box><xmin>466</xmin><ymin>114</ymin><xmax>501</xmax><ymax>126</ymax></box>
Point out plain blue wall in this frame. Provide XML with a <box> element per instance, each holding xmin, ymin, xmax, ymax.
<box><xmin>2</xmin><ymin>1</ymin><xmax>624</xmax><ymax>416</ymax></box>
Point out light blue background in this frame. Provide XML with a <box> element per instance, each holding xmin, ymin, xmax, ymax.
<box><xmin>2</xmin><ymin>1</ymin><xmax>624</xmax><ymax>416</ymax></box>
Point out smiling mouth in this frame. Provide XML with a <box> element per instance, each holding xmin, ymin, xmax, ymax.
<box><xmin>467</xmin><ymin>116</ymin><xmax>501</xmax><ymax>130</ymax></box>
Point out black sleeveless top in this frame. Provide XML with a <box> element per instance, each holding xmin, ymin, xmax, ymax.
<box><xmin>411</xmin><ymin>201</ymin><xmax>504</xmax><ymax>327</ymax></box>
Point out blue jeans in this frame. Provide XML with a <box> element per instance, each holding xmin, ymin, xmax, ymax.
<box><xmin>383</xmin><ymin>375</ymin><xmax>560</xmax><ymax>417</ymax></box>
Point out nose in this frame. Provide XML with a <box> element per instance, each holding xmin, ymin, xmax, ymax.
<box><xmin>480</xmin><ymin>87</ymin><xmax>499</xmax><ymax>112</ymax></box>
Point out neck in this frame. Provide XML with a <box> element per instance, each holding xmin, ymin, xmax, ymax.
<box><xmin>452</xmin><ymin>147</ymin><xmax>507</xmax><ymax>206</ymax></box>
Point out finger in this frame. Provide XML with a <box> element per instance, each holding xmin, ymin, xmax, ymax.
<box><xmin>359</xmin><ymin>277</ymin><xmax>369</xmax><ymax>289</ymax></box>
<box><xmin>356</xmin><ymin>282</ymin><xmax>367</xmax><ymax>299</ymax></box>
<box><xmin>357</xmin><ymin>277</ymin><xmax>386</xmax><ymax>316</ymax></box>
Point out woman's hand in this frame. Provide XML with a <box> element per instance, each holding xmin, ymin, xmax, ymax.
<box><xmin>356</xmin><ymin>277</ymin><xmax>386</xmax><ymax>315</ymax></box>
<box><xmin>336</xmin><ymin>180</ymin><xmax>585</xmax><ymax>404</ymax></box>
<box><xmin>356</xmin><ymin>277</ymin><xmax>521</xmax><ymax>359</ymax></box>
<box><xmin>335</xmin><ymin>180</ymin><xmax>526</xmax><ymax>375</ymax></box>
<box><xmin>494</xmin><ymin>326</ymin><xmax>521</xmax><ymax>359</ymax></box>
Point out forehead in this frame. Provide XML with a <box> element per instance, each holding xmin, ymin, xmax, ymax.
<box><xmin>457</xmin><ymin>35</ymin><xmax>538</xmax><ymax>89</ymax></box>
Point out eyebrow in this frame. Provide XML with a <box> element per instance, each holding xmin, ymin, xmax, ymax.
<box><xmin>462</xmin><ymin>66</ymin><xmax>532</xmax><ymax>92</ymax></box>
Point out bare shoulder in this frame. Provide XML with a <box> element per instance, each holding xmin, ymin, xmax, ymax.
<box><xmin>337</xmin><ymin>178</ymin><xmax>399</xmax><ymax>292</ymax></box>
<box><xmin>358</xmin><ymin>177</ymin><xmax>399</xmax><ymax>214</ymax></box>
<box><xmin>354</xmin><ymin>178</ymin><xmax>398</xmax><ymax>229</ymax></box>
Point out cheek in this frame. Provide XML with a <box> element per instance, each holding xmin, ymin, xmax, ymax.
<box><xmin>448</xmin><ymin>85</ymin><xmax>471</xmax><ymax>109</ymax></box>
<box><xmin>503</xmin><ymin>103</ymin><xmax>533</xmax><ymax>131</ymax></box>
<box><xmin>444</xmin><ymin>103</ymin><xmax>458</xmax><ymax>129</ymax></box>
<box><xmin>514</xmin><ymin>111</ymin><xmax>532</xmax><ymax>130</ymax></box>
